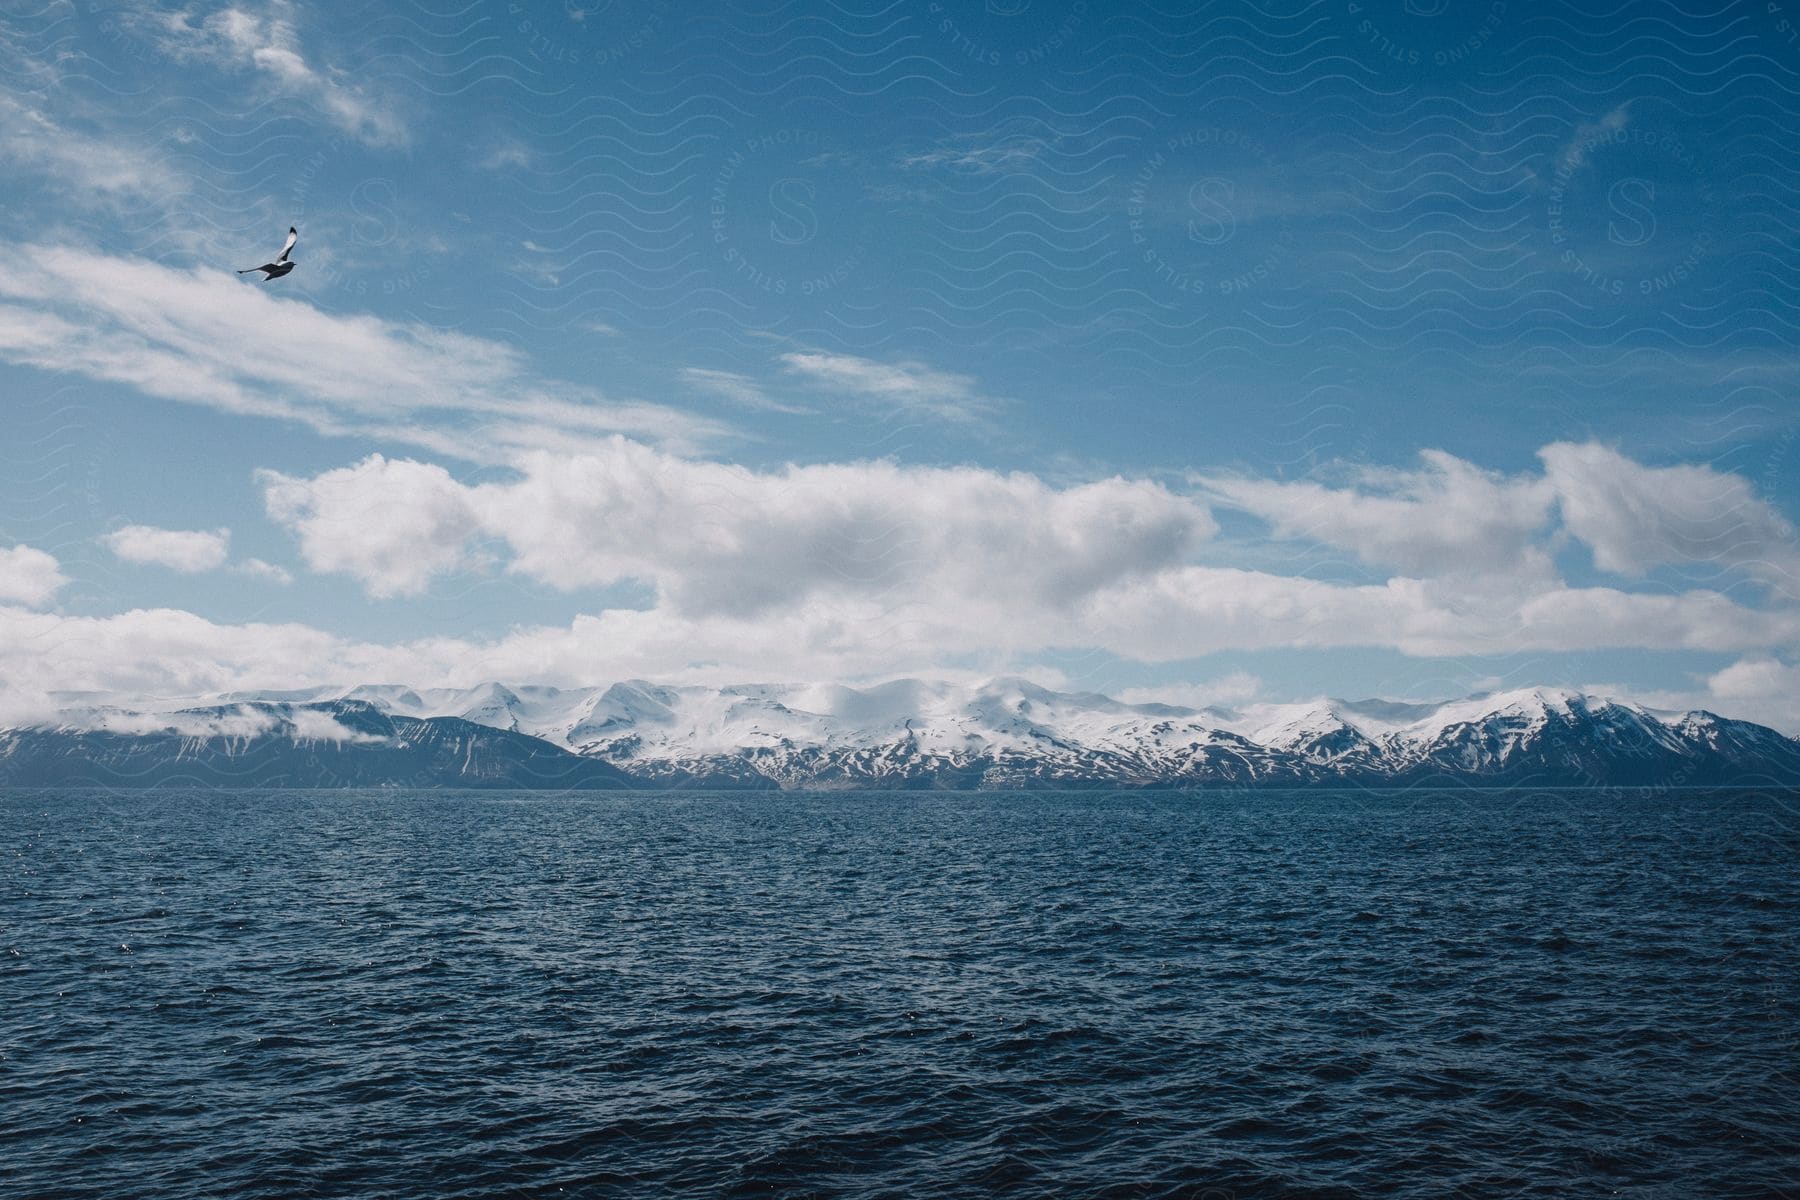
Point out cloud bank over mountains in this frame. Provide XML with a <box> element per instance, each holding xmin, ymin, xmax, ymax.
<box><xmin>4</xmin><ymin>425</ymin><xmax>1798</xmax><ymax>731</ymax></box>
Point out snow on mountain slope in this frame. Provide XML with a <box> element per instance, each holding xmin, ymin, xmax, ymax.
<box><xmin>13</xmin><ymin>679</ymin><xmax>1800</xmax><ymax>789</ymax></box>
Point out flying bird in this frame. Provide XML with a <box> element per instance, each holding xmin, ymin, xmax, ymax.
<box><xmin>238</xmin><ymin>227</ymin><xmax>298</xmax><ymax>280</ymax></box>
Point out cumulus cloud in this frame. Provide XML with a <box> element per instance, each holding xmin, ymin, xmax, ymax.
<box><xmin>1541</xmin><ymin>441</ymin><xmax>1800</xmax><ymax>597</ymax></box>
<box><xmin>1699</xmin><ymin>657</ymin><xmax>1800</xmax><ymax>734</ymax></box>
<box><xmin>257</xmin><ymin>442</ymin><xmax>1218</xmax><ymax>613</ymax></box>
<box><xmin>0</xmin><ymin>242</ymin><xmax>727</xmax><ymax>464</ymax></box>
<box><xmin>133</xmin><ymin>1</ymin><xmax>405</xmax><ymax>146</ymax></box>
<box><xmin>1196</xmin><ymin>450</ymin><xmax>1555</xmax><ymax>577</ymax></box>
<box><xmin>5</xmin><ymin>439</ymin><xmax>1800</xmax><ymax>726</ymax></box>
<box><xmin>0</xmin><ymin>544</ymin><xmax>68</xmax><ymax>607</ymax></box>
<box><xmin>1197</xmin><ymin>442</ymin><xmax>1800</xmax><ymax>600</ymax></box>
<box><xmin>260</xmin><ymin>457</ymin><xmax>481</xmax><ymax>599</ymax></box>
<box><xmin>234</xmin><ymin>439</ymin><xmax>1800</xmax><ymax>682</ymax></box>
<box><xmin>102</xmin><ymin>526</ymin><xmax>231</xmax><ymax>573</ymax></box>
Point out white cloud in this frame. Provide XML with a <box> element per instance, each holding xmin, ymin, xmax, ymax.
<box><xmin>236</xmin><ymin>558</ymin><xmax>295</xmax><ymax>585</ymax></box>
<box><xmin>0</xmin><ymin>241</ymin><xmax>728</xmax><ymax>464</ymax></box>
<box><xmin>1196</xmin><ymin>442</ymin><xmax>1800</xmax><ymax>600</ymax></box>
<box><xmin>239</xmin><ymin>440</ymin><xmax>1800</xmax><ymax>682</ymax></box>
<box><xmin>474</xmin><ymin>139</ymin><xmax>535</xmax><ymax>172</ymax></box>
<box><xmin>260</xmin><ymin>457</ymin><xmax>480</xmax><ymax>598</ymax></box>
<box><xmin>102</xmin><ymin>526</ymin><xmax>231</xmax><ymax>573</ymax></box>
<box><xmin>1081</xmin><ymin>568</ymin><xmax>1800</xmax><ymax>662</ymax></box>
<box><xmin>1557</xmin><ymin>102</ymin><xmax>1631</xmax><ymax>175</ymax></box>
<box><xmin>1698</xmin><ymin>657</ymin><xmax>1800</xmax><ymax>734</ymax></box>
<box><xmin>1116</xmin><ymin>672</ymin><xmax>1264</xmax><ymax>710</ymax></box>
<box><xmin>780</xmin><ymin>352</ymin><xmax>998</xmax><ymax>423</ymax></box>
<box><xmin>1541</xmin><ymin>442</ymin><xmax>1800</xmax><ymax>598</ymax></box>
<box><xmin>681</xmin><ymin>368</ymin><xmax>809</xmax><ymax>414</ymax></box>
<box><xmin>259</xmin><ymin>442</ymin><xmax>1218</xmax><ymax>611</ymax></box>
<box><xmin>901</xmin><ymin>129</ymin><xmax>1050</xmax><ymax>174</ymax></box>
<box><xmin>5</xmin><ymin>439</ymin><xmax>1800</xmax><ymax>726</ymax></box>
<box><xmin>4</xmin><ymin>566</ymin><xmax>1798</xmax><ymax>733</ymax></box>
<box><xmin>0</xmin><ymin>92</ymin><xmax>183</xmax><ymax>207</ymax></box>
<box><xmin>135</xmin><ymin>1</ymin><xmax>406</xmax><ymax>146</ymax></box>
<box><xmin>251</xmin><ymin>463</ymin><xmax>1798</xmax><ymax>673</ymax></box>
<box><xmin>1196</xmin><ymin>450</ymin><xmax>1555</xmax><ymax>577</ymax></box>
<box><xmin>68</xmin><ymin>704</ymin><xmax>383</xmax><ymax>743</ymax></box>
<box><xmin>0</xmin><ymin>544</ymin><xmax>68</xmax><ymax>607</ymax></box>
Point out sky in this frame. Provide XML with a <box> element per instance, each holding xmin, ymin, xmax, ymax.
<box><xmin>2</xmin><ymin>0</ymin><xmax>1799</xmax><ymax>729</ymax></box>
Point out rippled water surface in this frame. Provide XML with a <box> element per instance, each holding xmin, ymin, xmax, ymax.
<box><xmin>3</xmin><ymin>789</ymin><xmax>1797</xmax><ymax>1198</ymax></box>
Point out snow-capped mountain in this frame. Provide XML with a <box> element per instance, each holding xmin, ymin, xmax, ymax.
<box><xmin>0</xmin><ymin>700</ymin><xmax>633</xmax><ymax>790</ymax></box>
<box><xmin>6</xmin><ymin>679</ymin><xmax>1798</xmax><ymax>790</ymax></box>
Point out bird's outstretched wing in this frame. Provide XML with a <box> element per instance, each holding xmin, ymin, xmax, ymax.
<box><xmin>277</xmin><ymin>227</ymin><xmax>298</xmax><ymax>262</ymax></box>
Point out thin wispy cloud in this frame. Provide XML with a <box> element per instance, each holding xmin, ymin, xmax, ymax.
<box><xmin>236</xmin><ymin>558</ymin><xmax>295</xmax><ymax>585</ymax></box>
<box><xmin>779</xmin><ymin>351</ymin><xmax>1001</xmax><ymax>424</ymax></box>
<box><xmin>0</xmin><ymin>91</ymin><xmax>183</xmax><ymax>209</ymax></box>
<box><xmin>130</xmin><ymin>0</ymin><xmax>406</xmax><ymax>147</ymax></box>
<box><xmin>0</xmin><ymin>241</ymin><xmax>731</xmax><ymax>462</ymax></box>
<box><xmin>900</xmin><ymin>130</ymin><xmax>1052</xmax><ymax>174</ymax></box>
<box><xmin>680</xmin><ymin>368</ymin><xmax>810</xmax><ymax>415</ymax></box>
<box><xmin>1557</xmin><ymin>101</ymin><xmax>1631</xmax><ymax>175</ymax></box>
<box><xmin>473</xmin><ymin>138</ymin><xmax>536</xmax><ymax>172</ymax></box>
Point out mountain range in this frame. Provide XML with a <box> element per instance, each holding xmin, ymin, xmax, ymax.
<box><xmin>4</xmin><ymin>678</ymin><xmax>1798</xmax><ymax>790</ymax></box>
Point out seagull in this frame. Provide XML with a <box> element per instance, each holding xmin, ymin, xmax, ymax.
<box><xmin>238</xmin><ymin>227</ymin><xmax>298</xmax><ymax>280</ymax></box>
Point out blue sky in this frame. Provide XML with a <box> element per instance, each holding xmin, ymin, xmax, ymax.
<box><xmin>2</xmin><ymin>0</ymin><xmax>1799</xmax><ymax>727</ymax></box>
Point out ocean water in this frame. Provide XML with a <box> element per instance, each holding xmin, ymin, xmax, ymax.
<box><xmin>2</xmin><ymin>789</ymin><xmax>1796</xmax><ymax>1199</ymax></box>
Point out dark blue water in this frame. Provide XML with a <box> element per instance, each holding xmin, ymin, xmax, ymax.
<box><xmin>3</xmin><ymin>789</ymin><xmax>1797</xmax><ymax>1199</ymax></box>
